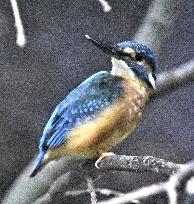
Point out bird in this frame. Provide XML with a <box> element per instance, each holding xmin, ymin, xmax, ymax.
<box><xmin>30</xmin><ymin>35</ymin><xmax>156</xmax><ymax>177</ymax></box>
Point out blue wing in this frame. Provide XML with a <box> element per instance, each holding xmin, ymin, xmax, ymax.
<box><xmin>39</xmin><ymin>71</ymin><xmax>124</xmax><ymax>150</ymax></box>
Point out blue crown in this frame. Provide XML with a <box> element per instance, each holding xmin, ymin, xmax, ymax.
<box><xmin>116</xmin><ymin>40</ymin><xmax>156</xmax><ymax>71</ymax></box>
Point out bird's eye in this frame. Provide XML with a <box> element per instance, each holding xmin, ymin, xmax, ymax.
<box><xmin>135</xmin><ymin>53</ymin><xmax>144</xmax><ymax>62</ymax></box>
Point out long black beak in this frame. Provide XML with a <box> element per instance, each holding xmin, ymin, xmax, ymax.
<box><xmin>85</xmin><ymin>35</ymin><xmax>128</xmax><ymax>59</ymax></box>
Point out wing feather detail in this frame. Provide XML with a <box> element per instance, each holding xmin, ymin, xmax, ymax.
<box><xmin>39</xmin><ymin>71</ymin><xmax>124</xmax><ymax>149</ymax></box>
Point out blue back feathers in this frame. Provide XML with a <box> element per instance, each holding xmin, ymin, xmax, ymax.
<box><xmin>40</xmin><ymin>71</ymin><xmax>124</xmax><ymax>150</ymax></box>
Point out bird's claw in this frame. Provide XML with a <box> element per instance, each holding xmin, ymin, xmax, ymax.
<box><xmin>95</xmin><ymin>152</ymin><xmax>115</xmax><ymax>168</ymax></box>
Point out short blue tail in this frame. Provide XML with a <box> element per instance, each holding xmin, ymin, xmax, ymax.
<box><xmin>30</xmin><ymin>149</ymin><xmax>46</xmax><ymax>177</ymax></box>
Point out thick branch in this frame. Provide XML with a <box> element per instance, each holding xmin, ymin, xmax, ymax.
<box><xmin>2</xmin><ymin>157</ymin><xmax>85</xmax><ymax>204</ymax></box>
<box><xmin>24</xmin><ymin>154</ymin><xmax>184</xmax><ymax>204</ymax></box>
<box><xmin>154</xmin><ymin>60</ymin><xmax>194</xmax><ymax>97</ymax></box>
<box><xmin>134</xmin><ymin>0</ymin><xmax>186</xmax><ymax>57</ymax></box>
<box><xmin>97</xmin><ymin>155</ymin><xmax>183</xmax><ymax>176</ymax></box>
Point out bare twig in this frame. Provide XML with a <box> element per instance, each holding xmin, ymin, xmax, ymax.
<box><xmin>64</xmin><ymin>188</ymin><xmax>140</xmax><ymax>203</ymax></box>
<box><xmin>167</xmin><ymin>162</ymin><xmax>194</xmax><ymax>204</ymax></box>
<box><xmin>98</xmin><ymin>162</ymin><xmax>194</xmax><ymax>204</ymax></box>
<box><xmin>64</xmin><ymin>188</ymin><xmax>124</xmax><ymax>197</ymax></box>
<box><xmin>98</xmin><ymin>182</ymin><xmax>166</xmax><ymax>204</ymax></box>
<box><xmin>10</xmin><ymin>0</ymin><xmax>26</xmax><ymax>47</ymax></box>
<box><xmin>96</xmin><ymin>189</ymin><xmax>124</xmax><ymax>197</ymax></box>
<box><xmin>87</xmin><ymin>177</ymin><xmax>98</xmax><ymax>204</ymax></box>
<box><xmin>97</xmin><ymin>0</ymin><xmax>112</xmax><ymax>13</ymax></box>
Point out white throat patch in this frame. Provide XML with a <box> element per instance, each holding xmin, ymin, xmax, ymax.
<box><xmin>111</xmin><ymin>57</ymin><xmax>138</xmax><ymax>80</ymax></box>
<box><xmin>148</xmin><ymin>73</ymin><xmax>156</xmax><ymax>90</ymax></box>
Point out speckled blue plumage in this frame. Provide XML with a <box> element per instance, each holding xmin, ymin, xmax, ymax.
<box><xmin>39</xmin><ymin>71</ymin><xmax>124</xmax><ymax>150</ymax></box>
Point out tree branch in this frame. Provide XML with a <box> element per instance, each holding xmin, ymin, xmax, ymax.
<box><xmin>98</xmin><ymin>182</ymin><xmax>166</xmax><ymax>204</ymax></box>
<box><xmin>154</xmin><ymin>60</ymin><xmax>194</xmax><ymax>97</ymax></box>
<box><xmin>97</xmin><ymin>0</ymin><xmax>112</xmax><ymax>13</ymax></box>
<box><xmin>98</xmin><ymin>162</ymin><xmax>194</xmax><ymax>204</ymax></box>
<box><xmin>64</xmin><ymin>188</ymin><xmax>124</xmax><ymax>197</ymax></box>
<box><xmin>2</xmin><ymin>157</ymin><xmax>85</xmax><ymax>204</ymax></box>
<box><xmin>10</xmin><ymin>0</ymin><xmax>26</xmax><ymax>47</ymax></box>
<box><xmin>24</xmin><ymin>154</ymin><xmax>184</xmax><ymax>204</ymax></box>
<box><xmin>97</xmin><ymin>155</ymin><xmax>182</xmax><ymax>176</ymax></box>
<box><xmin>86</xmin><ymin>177</ymin><xmax>98</xmax><ymax>204</ymax></box>
<box><xmin>134</xmin><ymin>0</ymin><xmax>187</xmax><ymax>57</ymax></box>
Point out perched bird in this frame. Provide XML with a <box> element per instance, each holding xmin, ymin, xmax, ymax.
<box><xmin>30</xmin><ymin>35</ymin><xmax>156</xmax><ymax>177</ymax></box>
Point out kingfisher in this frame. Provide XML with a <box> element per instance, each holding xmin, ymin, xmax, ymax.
<box><xmin>30</xmin><ymin>35</ymin><xmax>156</xmax><ymax>177</ymax></box>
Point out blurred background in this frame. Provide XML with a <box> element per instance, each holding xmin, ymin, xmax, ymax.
<box><xmin>1</xmin><ymin>0</ymin><xmax>194</xmax><ymax>203</ymax></box>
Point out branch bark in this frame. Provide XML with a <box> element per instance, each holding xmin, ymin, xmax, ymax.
<box><xmin>134</xmin><ymin>0</ymin><xmax>186</xmax><ymax>57</ymax></box>
<box><xmin>16</xmin><ymin>154</ymin><xmax>184</xmax><ymax>204</ymax></box>
<box><xmin>154</xmin><ymin>60</ymin><xmax>194</xmax><ymax>97</ymax></box>
<box><xmin>97</xmin><ymin>155</ymin><xmax>182</xmax><ymax>176</ymax></box>
<box><xmin>2</xmin><ymin>157</ymin><xmax>85</xmax><ymax>204</ymax></box>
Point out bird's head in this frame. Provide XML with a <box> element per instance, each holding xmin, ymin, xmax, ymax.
<box><xmin>85</xmin><ymin>35</ymin><xmax>156</xmax><ymax>90</ymax></box>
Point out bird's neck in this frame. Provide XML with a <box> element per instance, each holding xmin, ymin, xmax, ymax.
<box><xmin>111</xmin><ymin>58</ymin><xmax>144</xmax><ymax>84</ymax></box>
<box><xmin>111</xmin><ymin>58</ymin><xmax>137</xmax><ymax>80</ymax></box>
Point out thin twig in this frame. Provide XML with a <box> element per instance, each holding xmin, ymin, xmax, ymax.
<box><xmin>97</xmin><ymin>0</ymin><xmax>112</xmax><ymax>13</ymax></box>
<box><xmin>10</xmin><ymin>0</ymin><xmax>26</xmax><ymax>47</ymax></box>
<box><xmin>96</xmin><ymin>189</ymin><xmax>124</xmax><ymax>197</ymax></box>
<box><xmin>64</xmin><ymin>188</ymin><xmax>139</xmax><ymax>203</ymax></box>
<box><xmin>64</xmin><ymin>188</ymin><xmax>124</xmax><ymax>197</ymax></box>
<box><xmin>98</xmin><ymin>182</ymin><xmax>166</xmax><ymax>204</ymax></box>
<box><xmin>98</xmin><ymin>162</ymin><xmax>194</xmax><ymax>204</ymax></box>
<box><xmin>87</xmin><ymin>177</ymin><xmax>98</xmax><ymax>204</ymax></box>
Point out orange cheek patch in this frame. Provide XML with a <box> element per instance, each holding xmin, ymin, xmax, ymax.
<box><xmin>123</xmin><ymin>47</ymin><xmax>135</xmax><ymax>55</ymax></box>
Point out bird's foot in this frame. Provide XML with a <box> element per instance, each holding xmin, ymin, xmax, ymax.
<box><xmin>95</xmin><ymin>152</ymin><xmax>115</xmax><ymax>169</ymax></box>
